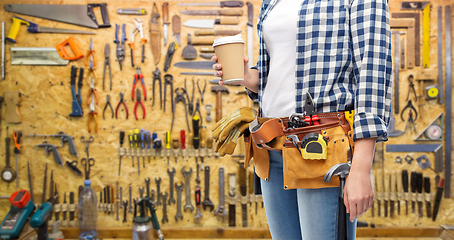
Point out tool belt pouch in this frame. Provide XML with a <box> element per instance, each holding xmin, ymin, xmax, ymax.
<box><xmin>249</xmin><ymin>113</ymin><xmax>354</xmax><ymax>189</ymax></box>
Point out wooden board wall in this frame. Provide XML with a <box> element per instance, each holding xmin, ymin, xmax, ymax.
<box><xmin>0</xmin><ymin>0</ymin><xmax>453</xmax><ymax>233</ymax></box>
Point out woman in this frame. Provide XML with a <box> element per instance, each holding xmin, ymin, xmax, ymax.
<box><xmin>213</xmin><ymin>0</ymin><xmax>393</xmax><ymax>238</ymax></box>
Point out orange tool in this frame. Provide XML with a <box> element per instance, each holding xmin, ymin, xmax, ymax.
<box><xmin>86</xmin><ymin>78</ymin><xmax>99</xmax><ymax>106</ymax></box>
<box><xmin>84</xmin><ymin>37</ymin><xmax>96</xmax><ymax>66</ymax></box>
<box><xmin>55</xmin><ymin>37</ymin><xmax>84</xmax><ymax>60</ymax></box>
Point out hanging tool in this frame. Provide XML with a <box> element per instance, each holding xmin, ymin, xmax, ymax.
<box><xmin>114</xmin><ymin>24</ymin><xmax>127</xmax><ymax>70</ymax></box>
<box><xmin>140</xmin><ymin>129</ymin><xmax>146</xmax><ymax>167</ymax></box>
<box><xmin>132</xmin><ymin>67</ymin><xmax>147</xmax><ymax>101</ymax></box>
<box><xmin>162</xmin><ymin>2</ymin><xmax>170</xmax><ymax>46</ymax></box>
<box><xmin>35</xmin><ymin>141</ymin><xmax>64</xmax><ymax>166</ymax></box>
<box><xmin>117</xmin><ymin>8</ymin><xmax>147</xmax><ymax>15</ymax></box>
<box><xmin>27</xmin><ymin>162</ymin><xmax>34</xmax><ymax>203</ymax></box>
<box><xmin>180</xmin><ymin>130</ymin><xmax>187</xmax><ymax>162</ymax></box>
<box><xmin>180</xmin><ymin>9</ymin><xmax>243</xmax><ymax>16</ymax></box>
<box><xmin>150</xmin><ymin>3</ymin><xmax>161</xmax><ymax>65</ymax></box>
<box><xmin>80</xmin><ymin>136</ymin><xmax>94</xmax><ymax>159</ymax></box>
<box><xmin>26</xmin><ymin>132</ymin><xmax>78</xmax><ymax>157</ymax></box>
<box><xmin>86</xmin><ymin>78</ymin><xmax>99</xmax><ymax>106</ymax></box>
<box><xmin>146</xmin><ymin>131</ymin><xmax>152</xmax><ymax>163</ymax></box>
<box><xmin>134</xmin><ymin>89</ymin><xmax>146</xmax><ymax>120</ymax></box>
<box><xmin>193</xmin><ymin>98</ymin><xmax>203</xmax><ymax>127</ymax></box>
<box><xmin>178</xmin><ymin>1</ymin><xmax>244</xmax><ymax>7</ymax></box>
<box><xmin>6</xmin><ymin>16</ymin><xmax>96</xmax><ymax>43</ymax></box>
<box><xmin>11</xmin><ymin>47</ymin><xmax>69</xmax><ymax>66</ymax></box>
<box><xmin>56</xmin><ymin>37</ymin><xmax>85</xmax><ymax>61</ymax></box>
<box><xmin>128</xmin><ymin>18</ymin><xmax>145</xmax><ymax>67</ymax></box>
<box><xmin>185</xmin><ymin>78</ymin><xmax>195</xmax><ymax>115</ymax></box>
<box><xmin>197</xmin><ymin>79</ymin><xmax>207</xmax><ymax>104</ymax></box>
<box><xmin>69</xmin><ymin>66</ymin><xmax>83</xmax><ymax>117</ymax></box>
<box><xmin>171</xmin><ymin>88</ymin><xmax>190</xmax><ymax>133</ymax></box>
<box><xmin>174</xmin><ymin>61</ymin><xmax>216</xmax><ymax>70</ymax></box>
<box><xmin>102</xmin><ymin>43</ymin><xmax>112</xmax><ymax>91</ymax></box>
<box><xmin>183</xmin><ymin>18</ymin><xmax>240</xmax><ymax>28</ymax></box>
<box><xmin>85</xmin><ymin>37</ymin><xmax>96</xmax><ymax>67</ymax></box>
<box><xmin>193</xmin><ymin>116</ymin><xmax>201</xmax><ymax>164</ymax></box>
<box><xmin>400</xmin><ymin>100</ymin><xmax>418</xmax><ymax>121</ymax></box>
<box><xmin>129</xmin><ymin>131</ymin><xmax>135</xmax><ymax>167</ymax></box>
<box><xmin>172</xmin><ymin>15</ymin><xmax>181</xmax><ymax>46</ymax></box>
<box><xmin>103</xmin><ymin>95</ymin><xmax>114</xmax><ymax>119</ymax></box>
<box><xmin>391</xmin><ymin>31</ymin><xmax>403</xmax><ymax>114</ymax></box>
<box><xmin>0</xmin><ymin>190</ymin><xmax>35</xmax><ymax>239</ymax></box>
<box><xmin>4</xmin><ymin>3</ymin><xmax>110</xmax><ymax>29</ymax></box>
<box><xmin>118</xmin><ymin>131</ymin><xmax>125</xmax><ymax>176</ymax></box>
<box><xmin>13</xmin><ymin>130</ymin><xmax>22</xmax><ymax>188</ymax></box>
<box><xmin>153</xmin><ymin>132</ymin><xmax>163</xmax><ymax>159</ymax></box>
<box><xmin>165</xmin><ymin>131</ymin><xmax>171</xmax><ymax>165</ymax></box>
<box><xmin>406</xmin><ymin>75</ymin><xmax>418</xmax><ymax>102</ymax></box>
<box><xmin>66</xmin><ymin>161</ymin><xmax>83</xmax><ymax>176</ymax></box>
<box><xmin>182</xmin><ymin>34</ymin><xmax>197</xmax><ymax>60</ymax></box>
<box><xmin>433</xmin><ymin>178</ymin><xmax>444</xmax><ymax>221</ymax></box>
<box><xmin>410</xmin><ymin>171</ymin><xmax>417</xmax><ymax>213</ymax></box>
<box><xmin>88</xmin><ymin>95</ymin><xmax>98</xmax><ymax>133</ymax></box>
<box><xmin>194</xmin><ymin>29</ymin><xmax>241</xmax><ymax>36</ymax></box>
<box><xmin>390</xmin><ymin>171</ymin><xmax>397</xmax><ymax>218</ymax></box>
<box><xmin>1</xmin><ymin>21</ymin><xmax>4</xmax><ymax>79</ymax></box>
<box><xmin>424</xmin><ymin>177</ymin><xmax>431</xmax><ymax>218</ymax></box>
<box><xmin>85</xmin><ymin>55</ymin><xmax>97</xmax><ymax>85</ymax></box>
<box><xmin>1</xmin><ymin>127</ymin><xmax>16</xmax><ymax>183</ymax></box>
<box><xmin>49</xmin><ymin>171</ymin><xmax>54</xmax><ymax>220</ymax></box>
<box><xmin>164</xmin><ymin>42</ymin><xmax>177</xmax><ymax>72</ymax></box>
<box><xmin>134</xmin><ymin>129</ymin><xmax>141</xmax><ymax>175</ymax></box>
<box><xmin>199</xmin><ymin>126</ymin><xmax>207</xmax><ymax>170</ymax></box>
<box><xmin>152</xmin><ymin>67</ymin><xmax>163</xmax><ymax>109</ymax></box>
<box><xmin>414</xmin><ymin>113</ymin><xmax>443</xmax><ymax>141</ymax></box>
<box><xmin>163</xmin><ymin>74</ymin><xmax>174</xmax><ymax>112</ymax></box>
<box><xmin>42</xmin><ymin>164</ymin><xmax>47</xmax><ymax>204</ymax></box>
<box><xmin>81</xmin><ymin>157</ymin><xmax>95</xmax><ymax>180</ymax></box>
<box><xmin>211</xmin><ymin>85</ymin><xmax>230</xmax><ymax>122</ymax></box>
<box><xmin>444</xmin><ymin>5</ymin><xmax>452</xmax><ymax>199</ymax></box>
<box><xmin>115</xmin><ymin>92</ymin><xmax>129</xmax><ymax>119</ymax></box>
<box><xmin>403</xmin><ymin>111</ymin><xmax>417</xmax><ymax>134</ymax></box>
<box><xmin>172</xmin><ymin>138</ymin><xmax>179</xmax><ymax>164</ymax></box>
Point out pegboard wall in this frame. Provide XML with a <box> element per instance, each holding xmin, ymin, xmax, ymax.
<box><xmin>0</xmin><ymin>0</ymin><xmax>453</xmax><ymax>233</ymax></box>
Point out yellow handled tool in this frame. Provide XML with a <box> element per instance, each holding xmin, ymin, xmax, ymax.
<box><xmin>344</xmin><ymin>110</ymin><xmax>354</xmax><ymax>132</ymax></box>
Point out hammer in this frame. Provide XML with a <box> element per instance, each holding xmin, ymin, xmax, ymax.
<box><xmin>323</xmin><ymin>163</ymin><xmax>351</xmax><ymax>240</ymax></box>
<box><xmin>211</xmin><ymin>85</ymin><xmax>230</xmax><ymax>122</ymax></box>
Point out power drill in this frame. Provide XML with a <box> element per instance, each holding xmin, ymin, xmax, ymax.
<box><xmin>0</xmin><ymin>190</ymin><xmax>35</xmax><ymax>240</ymax></box>
<box><xmin>30</xmin><ymin>194</ymin><xmax>58</xmax><ymax>240</ymax></box>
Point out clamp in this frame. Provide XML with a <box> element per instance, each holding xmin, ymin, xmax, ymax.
<box><xmin>88</xmin><ymin>96</ymin><xmax>98</xmax><ymax>133</ymax></box>
<box><xmin>128</xmin><ymin>18</ymin><xmax>145</xmax><ymax>67</ymax></box>
<box><xmin>114</xmin><ymin>23</ymin><xmax>127</xmax><ymax>70</ymax></box>
<box><xmin>115</xmin><ymin>92</ymin><xmax>129</xmax><ymax>119</ymax></box>
<box><xmin>85</xmin><ymin>37</ymin><xmax>96</xmax><ymax>67</ymax></box>
<box><xmin>401</xmin><ymin>100</ymin><xmax>418</xmax><ymax>121</ymax></box>
<box><xmin>197</xmin><ymin>79</ymin><xmax>207</xmax><ymax>104</ymax></box>
<box><xmin>132</xmin><ymin>67</ymin><xmax>146</xmax><ymax>101</ymax></box>
<box><xmin>184</xmin><ymin>78</ymin><xmax>195</xmax><ymax>115</ymax></box>
<box><xmin>163</xmin><ymin>74</ymin><xmax>174</xmax><ymax>112</ymax></box>
<box><xmin>152</xmin><ymin>67</ymin><xmax>162</xmax><ymax>109</ymax></box>
<box><xmin>85</xmin><ymin>55</ymin><xmax>98</xmax><ymax>85</ymax></box>
<box><xmin>86</xmin><ymin>78</ymin><xmax>99</xmax><ymax>106</ymax></box>
<box><xmin>171</xmin><ymin>88</ymin><xmax>190</xmax><ymax>132</ymax></box>
<box><xmin>406</xmin><ymin>75</ymin><xmax>418</xmax><ymax>102</ymax></box>
<box><xmin>134</xmin><ymin>89</ymin><xmax>146</xmax><ymax>120</ymax></box>
<box><xmin>103</xmin><ymin>94</ymin><xmax>114</xmax><ymax>119</ymax></box>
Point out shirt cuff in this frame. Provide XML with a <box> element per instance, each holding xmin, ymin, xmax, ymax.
<box><xmin>352</xmin><ymin>112</ymin><xmax>388</xmax><ymax>142</ymax></box>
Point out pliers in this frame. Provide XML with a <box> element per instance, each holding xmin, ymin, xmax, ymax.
<box><xmin>401</xmin><ymin>100</ymin><xmax>418</xmax><ymax>121</ymax></box>
<box><xmin>184</xmin><ymin>78</ymin><xmax>195</xmax><ymax>115</ymax></box>
<box><xmin>103</xmin><ymin>94</ymin><xmax>114</xmax><ymax>119</ymax></box>
<box><xmin>134</xmin><ymin>89</ymin><xmax>146</xmax><ymax>120</ymax></box>
<box><xmin>152</xmin><ymin>67</ymin><xmax>162</xmax><ymax>109</ymax></box>
<box><xmin>163</xmin><ymin>74</ymin><xmax>174</xmax><ymax>112</ymax></box>
<box><xmin>128</xmin><ymin>18</ymin><xmax>146</xmax><ymax>66</ymax></box>
<box><xmin>303</xmin><ymin>93</ymin><xmax>320</xmax><ymax>125</ymax></box>
<box><xmin>192</xmin><ymin>98</ymin><xmax>203</xmax><ymax>127</ymax></box>
<box><xmin>132</xmin><ymin>67</ymin><xmax>146</xmax><ymax>101</ymax></box>
<box><xmin>197</xmin><ymin>79</ymin><xmax>207</xmax><ymax>104</ymax></box>
<box><xmin>85</xmin><ymin>55</ymin><xmax>97</xmax><ymax>85</ymax></box>
<box><xmin>88</xmin><ymin>95</ymin><xmax>98</xmax><ymax>133</ymax></box>
<box><xmin>114</xmin><ymin>24</ymin><xmax>127</xmax><ymax>70</ymax></box>
<box><xmin>102</xmin><ymin>43</ymin><xmax>112</xmax><ymax>91</ymax></box>
<box><xmin>115</xmin><ymin>92</ymin><xmax>129</xmax><ymax>119</ymax></box>
<box><xmin>85</xmin><ymin>37</ymin><xmax>96</xmax><ymax>67</ymax></box>
<box><xmin>86</xmin><ymin>78</ymin><xmax>99</xmax><ymax>106</ymax></box>
<box><xmin>171</xmin><ymin>88</ymin><xmax>190</xmax><ymax>132</ymax></box>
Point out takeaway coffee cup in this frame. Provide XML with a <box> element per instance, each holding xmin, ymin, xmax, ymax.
<box><xmin>212</xmin><ymin>34</ymin><xmax>245</xmax><ymax>84</ymax></box>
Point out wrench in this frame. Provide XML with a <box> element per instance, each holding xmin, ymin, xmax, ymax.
<box><xmin>161</xmin><ymin>192</ymin><xmax>169</xmax><ymax>224</ymax></box>
<box><xmin>167</xmin><ymin>168</ymin><xmax>176</xmax><ymax>205</ymax></box>
<box><xmin>128</xmin><ymin>186</ymin><xmax>133</xmax><ymax>213</ymax></box>
<box><xmin>122</xmin><ymin>200</ymin><xmax>128</xmax><ymax>223</ymax></box>
<box><xmin>195</xmin><ymin>163</ymin><xmax>201</xmax><ymax>184</ymax></box>
<box><xmin>120</xmin><ymin>186</ymin><xmax>123</xmax><ymax>209</ymax></box>
<box><xmin>175</xmin><ymin>181</ymin><xmax>184</xmax><ymax>221</ymax></box>
<box><xmin>145</xmin><ymin>178</ymin><xmax>151</xmax><ymax>197</ymax></box>
<box><xmin>155</xmin><ymin>177</ymin><xmax>162</xmax><ymax>205</ymax></box>
<box><xmin>194</xmin><ymin>184</ymin><xmax>203</xmax><ymax>223</ymax></box>
<box><xmin>182</xmin><ymin>166</ymin><xmax>194</xmax><ymax>212</ymax></box>
<box><xmin>139</xmin><ymin>187</ymin><xmax>144</xmax><ymax>198</ymax></box>
<box><xmin>116</xmin><ymin>201</ymin><xmax>119</xmax><ymax>221</ymax></box>
<box><xmin>202</xmin><ymin>166</ymin><xmax>215</xmax><ymax>211</ymax></box>
<box><xmin>215</xmin><ymin>167</ymin><xmax>227</xmax><ymax>222</ymax></box>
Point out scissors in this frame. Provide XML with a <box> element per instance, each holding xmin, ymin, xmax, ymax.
<box><xmin>81</xmin><ymin>158</ymin><xmax>95</xmax><ymax>179</ymax></box>
<box><xmin>81</xmin><ymin>136</ymin><xmax>95</xmax><ymax>158</ymax></box>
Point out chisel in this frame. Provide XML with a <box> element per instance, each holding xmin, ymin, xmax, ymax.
<box><xmin>375</xmin><ymin>169</ymin><xmax>383</xmax><ymax>217</ymax></box>
<box><xmin>417</xmin><ymin>172</ymin><xmax>424</xmax><ymax>217</ymax></box>
<box><xmin>402</xmin><ymin>170</ymin><xmax>409</xmax><ymax>215</ymax></box>
<box><xmin>118</xmin><ymin>131</ymin><xmax>125</xmax><ymax>176</ymax></box>
<box><xmin>424</xmin><ymin>177</ymin><xmax>432</xmax><ymax>218</ymax></box>
<box><xmin>432</xmin><ymin>178</ymin><xmax>444</xmax><ymax>221</ymax></box>
<box><xmin>390</xmin><ymin>171</ymin><xmax>397</xmax><ymax>218</ymax></box>
<box><xmin>397</xmin><ymin>170</ymin><xmax>403</xmax><ymax>215</ymax></box>
<box><xmin>384</xmin><ymin>170</ymin><xmax>390</xmax><ymax>217</ymax></box>
<box><xmin>410</xmin><ymin>171</ymin><xmax>417</xmax><ymax>213</ymax></box>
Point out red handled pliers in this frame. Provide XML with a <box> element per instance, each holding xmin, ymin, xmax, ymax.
<box><xmin>132</xmin><ymin>67</ymin><xmax>146</xmax><ymax>101</ymax></box>
<box><xmin>303</xmin><ymin>93</ymin><xmax>320</xmax><ymax>125</ymax></box>
<box><xmin>115</xmin><ymin>92</ymin><xmax>129</xmax><ymax>119</ymax></box>
<box><xmin>134</xmin><ymin>89</ymin><xmax>145</xmax><ymax>120</ymax></box>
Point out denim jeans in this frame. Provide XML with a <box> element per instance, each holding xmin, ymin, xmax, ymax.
<box><xmin>260</xmin><ymin>150</ymin><xmax>357</xmax><ymax>240</ymax></box>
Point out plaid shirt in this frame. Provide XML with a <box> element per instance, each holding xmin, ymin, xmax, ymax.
<box><xmin>249</xmin><ymin>0</ymin><xmax>393</xmax><ymax>142</ymax></box>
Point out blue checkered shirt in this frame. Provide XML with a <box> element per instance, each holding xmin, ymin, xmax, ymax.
<box><xmin>248</xmin><ymin>0</ymin><xmax>393</xmax><ymax>142</ymax></box>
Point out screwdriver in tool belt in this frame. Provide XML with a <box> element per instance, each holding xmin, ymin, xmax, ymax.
<box><xmin>140</xmin><ymin>129</ymin><xmax>146</xmax><ymax>167</ymax></box>
<box><xmin>13</xmin><ymin>130</ymin><xmax>22</xmax><ymax>188</ymax></box>
<box><xmin>146</xmin><ymin>131</ymin><xmax>152</xmax><ymax>163</ymax></box>
<box><xmin>165</xmin><ymin>131</ymin><xmax>171</xmax><ymax>165</ymax></box>
<box><xmin>128</xmin><ymin>130</ymin><xmax>135</xmax><ymax>167</ymax></box>
<box><xmin>134</xmin><ymin>128</ymin><xmax>140</xmax><ymax>175</ymax></box>
<box><xmin>118</xmin><ymin>131</ymin><xmax>125</xmax><ymax>176</ymax></box>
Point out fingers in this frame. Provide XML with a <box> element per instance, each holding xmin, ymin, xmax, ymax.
<box><xmin>211</xmin><ymin>55</ymin><xmax>218</xmax><ymax>62</ymax></box>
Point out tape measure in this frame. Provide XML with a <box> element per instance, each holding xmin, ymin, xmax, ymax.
<box><xmin>300</xmin><ymin>133</ymin><xmax>328</xmax><ymax>160</ymax></box>
<box><xmin>426</xmin><ymin>85</ymin><xmax>439</xmax><ymax>99</ymax></box>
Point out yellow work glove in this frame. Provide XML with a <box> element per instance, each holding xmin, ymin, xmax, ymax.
<box><xmin>212</xmin><ymin>107</ymin><xmax>257</xmax><ymax>142</ymax></box>
<box><xmin>215</xmin><ymin>121</ymin><xmax>250</xmax><ymax>156</ymax></box>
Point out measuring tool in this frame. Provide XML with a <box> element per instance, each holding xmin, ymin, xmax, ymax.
<box><xmin>300</xmin><ymin>133</ymin><xmax>328</xmax><ymax>160</ymax></box>
<box><xmin>13</xmin><ymin>131</ymin><xmax>22</xmax><ymax>188</ymax></box>
<box><xmin>437</xmin><ymin>7</ymin><xmax>444</xmax><ymax>104</ymax></box>
<box><xmin>117</xmin><ymin>8</ymin><xmax>147</xmax><ymax>15</ymax></box>
<box><xmin>0</xmin><ymin>190</ymin><xmax>35</xmax><ymax>239</ymax></box>
<box><xmin>1</xmin><ymin>21</ymin><xmax>5</xmax><ymax>80</ymax></box>
<box><xmin>386</xmin><ymin>144</ymin><xmax>443</xmax><ymax>173</ymax></box>
<box><xmin>444</xmin><ymin>5</ymin><xmax>452</xmax><ymax>198</ymax></box>
<box><xmin>392</xmin><ymin>12</ymin><xmax>420</xmax><ymax>66</ymax></box>
<box><xmin>414</xmin><ymin>113</ymin><xmax>443</xmax><ymax>141</ymax></box>
<box><xmin>392</xmin><ymin>31</ymin><xmax>403</xmax><ymax>114</ymax></box>
<box><xmin>1</xmin><ymin>127</ymin><xmax>16</xmax><ymax>183</ymax></box>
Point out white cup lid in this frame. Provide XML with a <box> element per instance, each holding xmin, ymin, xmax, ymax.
<box><xmin>212</xmin><ymin>34</ymin><xmax>244</xmax><ymax>47</ymax></box>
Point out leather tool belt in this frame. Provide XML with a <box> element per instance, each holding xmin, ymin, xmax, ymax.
<box><xmin>244</xmin><ymin>111</ymin><xmax>355</xmax><ymax>189</ymax></box>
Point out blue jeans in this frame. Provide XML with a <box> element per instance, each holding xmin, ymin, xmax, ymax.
<box><xmin>261</xmin><ymin>150</ymin><xmax>357</xmax><ymax>240</ymax></box>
